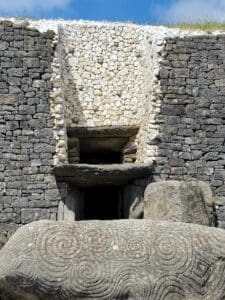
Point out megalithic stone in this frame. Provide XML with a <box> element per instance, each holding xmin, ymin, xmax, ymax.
<box><xmin>144</xmin><ymin>180</ymin><xmax>215</xmax><ymax>226</ymax></box>
<box><xmin>1</xmin><ymin>220</ymin><xmax>225</xmax><ymax>299</ymax></box>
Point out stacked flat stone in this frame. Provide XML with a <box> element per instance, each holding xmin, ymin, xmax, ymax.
<box><xmin>67</xmin><ymin>137</ymin><xmax>79</xmax><ymax>163</ymax></box>
<box><xmin>149</xmin><ymin>34</ymin><xmax>225</xmax><ymax>227</ymax></box>
<box><xmin>0</xmin><ymin>21</ymin><xmax>60</xmax><ymax>224</ymax></box>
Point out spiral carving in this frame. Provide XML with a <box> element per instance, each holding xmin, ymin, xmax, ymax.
<box><xmin>36</xmin><ymin>223</ymin><xmax>80</xmax><ymax>283</ymax></box>
<box><xmin>80</xmin><ymin>223</ymin><xmax>116</xmax><ymax>257</ymax></box>
<box><xmin>152</xmin><ymin>276</ymin><xmax>187</xmax><ymax>300</ymax></box>
<box><xmin>121</xmin><ymin>235</ymin><xmax>151</xmax><ymax>266</ymax></box>
<box><xmin>69</xmin><ymin>257</ymin><xmax>111</xmax><ymax>299</ymax></box>
<box><xmin>153</xmin><ymin>231</ymin><xmax>192</xmax><ymax>274</ymax></box>
<box><xmin>111</xmin><ymin>266</ymin><xmax>152</xmax><ymax>299</ymax></box>
<box><xmin>0</xmin><ymin>220</ymin><xmax>225</xmax><ymax>300</ymax></box>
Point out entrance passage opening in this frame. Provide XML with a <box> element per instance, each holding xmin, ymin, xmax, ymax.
<box><xmin>81</xmin><ymin>186</ymin><xmax>123</xmax><ymax>220</ymax></box>
<box><xmin>79</xmin><ymin>137</ymin><xmax>128</xmax><ymax>164</ymax></box>
<box><xmin>67</xmin><ymin>126</ymin><xmax>139</xmax><ymax>164</ymax></box>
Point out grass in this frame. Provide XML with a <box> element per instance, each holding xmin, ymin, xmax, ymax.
<box><xmin>169</xmin><ymin>21</ymin><xmax>225</xmax><ymax>31</ymax></box>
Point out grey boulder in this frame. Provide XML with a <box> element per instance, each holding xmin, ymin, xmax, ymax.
<box><xmin>144</xmin><ymin>180</ymin><xmax>215</xmax><ymax>226</ymax></box>
<box><xmin>1</xmin><ymin>219</ymin><xmax>225</xmax><ymax>299</ymax></box>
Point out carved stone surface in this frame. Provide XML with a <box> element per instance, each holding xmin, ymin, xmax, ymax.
<box><xmin>1</xmin><ymin>219</ymin><xmax>225</xmax><ymax>299</ymax></box>
<box><xmin>144</xmin><ymin>180</ymin><xmax>215</xmax><ymax>226</ymax></box>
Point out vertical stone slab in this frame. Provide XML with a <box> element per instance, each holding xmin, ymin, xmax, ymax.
<box><xmin>144</xmin><ymin>180</ymin><xmax>215</xmax><ymax>226</ymax></box>
<box><xmin>57</xmin><ymin>200</ymin><xmax>64</xmax><ymax>221</ymax></box>
<box><xmin>59</xmin><ymin>187</ymin><xmax>83</xmax><ymax>221</ymax></box>
<box><xmin>63</xmin><ymin>191</ymin><xmax>76</xmax><ymax>221</ymax></box>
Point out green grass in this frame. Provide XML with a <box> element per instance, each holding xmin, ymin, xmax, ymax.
<box><xmin>169</xmin><ymin>21</ymin><xmax>225</xmax><ymax>31</ymax></box>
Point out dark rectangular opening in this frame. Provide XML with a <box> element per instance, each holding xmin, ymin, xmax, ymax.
<box><xmin>67</xmin><ymin>126</ymin><xmax>139</xmax><ymax>164</ymax></box>
<box><xmin>79</xmin><ymin>137</ymin><xmax>128</xmax><ymax>164</ymax></box>
<box><xmin>81</xmin><ymin>186</ymin><xmax>123</xmax><ymax>220</ymax></box>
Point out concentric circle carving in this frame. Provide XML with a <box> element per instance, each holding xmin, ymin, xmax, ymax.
<box><xmin>112</xmin><ymin>266</ymin><xmax>152</xmax><ymax>299</ymax></box>
<box><xmin>152</xmin><ymin>275</ymin><xmax>187</xmax><ymax>300</ymax></box>
<box><xmin>153</xmin><ymin>230</ymin><xmax>192</xmax><ymax>274</ymax></box>
<box><xmin>69</xmin><ymin>256</ymin><xmax>111</xmax><ymax>299</ymax></box>
<box><xmin>36</xmin><ymin>224</ymin><xmax>80</xmax><ymax>282</ymax></box>
<box><xmin>121</xmin><ymin>235</ymin><xmax>151</xmax><ymax>266</ymax></box>
<box><xmin>81</xmin><ymin>224</ymin><xmax>115</xmax><ymax>257</ymax></box>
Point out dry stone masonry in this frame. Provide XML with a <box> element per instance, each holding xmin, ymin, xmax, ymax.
<box><xmin>151</xmin><ymin>34</ymin><xmax>225</xmax><ymax>228</ymax></box>
<box><xmin>0</xmin><ymin>18</ymin><xmax>225</xmax><ymax>226</ymax></box>
<box><xmin>0</xmin><ymin>21</ymin><xmax>59</xmax><ymax>224</ymax></box>
<box><xmin>2</xmin><ymin>18</ymin><xmax>225</xmax><ymax>300</ymax></box>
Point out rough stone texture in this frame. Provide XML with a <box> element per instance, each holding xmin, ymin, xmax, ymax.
<box><xmin>129</xmin><ymin>196</ymin><xmax>144</xmax><ymax>219</ymax></box>
<box><xmin>67</xmin><ymin>126</ymin><xmax>139</xmax><ymax>164</ymax></box>
<box><xmin>67</xmin><ymin>126</ymin><xmax>139</xmax><ymax>137</ymax></box>
<box><xmin>0</xmin><ymin>224</ymin><xmax>19</xmax><ymax>250</ymax></box>
<box><xmin>1</xmin><ymin>220</ymin><xmax>225</xmax><ymax>299</ymax></box>
<box><xmin>1</xmin><ymin>18</ymin><xmax>225</xmax><ymax>225</ymax></box>
<box><xmin>149</xmin><ymin>34</ymin><xmax>225</xmax><ymax>227</ymax></box>
<box><xmin>46</xmin><ymin>22</ymin><xmax>154</xmax><ymax>167</ymax></box>
<box><xmin>123</xmin><ymin>178</ymin><xmax>152</xmax><ymax>219</ymax></box>
<box><xmin>53</xmin><ymin>162</ymin><xmax>153</xmax><ymax>186</ymax></box>
<box><xmin>67</xmin><ymin>137</ymin><xmax>80</xmax><ymax>163</ymax></box>
<box><xmin>61</xmin><ymin>24</ymin><xmax>147</xmax><ymax>128</ymax></box>
<box><xmin>144</xmin><ymin>180</ymin><xmax>215</xmax><ymax>226</ymax></box>
<box><xmin>0</xmin><ymin>21</ymin><xmax>60</xmax><ymax>224</ymax></box>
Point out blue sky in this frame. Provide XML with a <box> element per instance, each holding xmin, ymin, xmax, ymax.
<box><xmin>0</xmin><ymin>0</ymin><xmax>224</xmax><ymax>24</ymax></box>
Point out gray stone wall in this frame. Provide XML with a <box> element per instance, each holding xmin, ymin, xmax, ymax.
<box><xmin>0</xmin><ymin>21</ymin><xmax>60</xmax><ymax>224</ymax></box>
<box><xmin>150</xmin><ymin>35</ymin><xmax>225</xmax><ymax>227</ymax></box>
<box><xmin>1</xmin><ymin>19</ymin><xmax>225</xmax><ymax>226</ymax></box>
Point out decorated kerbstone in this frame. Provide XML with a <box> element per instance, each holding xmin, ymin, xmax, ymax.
<box><xmin>0</xmin><ymin>219</ymin><xmax>225</xmax><ymax>299</ymax></box>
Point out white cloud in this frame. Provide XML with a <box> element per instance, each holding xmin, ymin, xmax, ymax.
<box><xmin>0</xmin><ymin>0</ymin><xmax>71</xmax><ymax>16</ymax></box>
<box><xmin>155</xmin><ymin>0</ymin><xmax>225</xmax><ymax>23</ymax></box>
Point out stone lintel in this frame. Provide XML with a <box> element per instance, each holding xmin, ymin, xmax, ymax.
<box><xmin>53</xmin><ymin>163</ymin><xmax>152</xmax><ymax>186</ymax></box>
<box><xmin>67</xmin><ymin>126</ymin><xmax>139</xmax><ymax>138</ymax></box>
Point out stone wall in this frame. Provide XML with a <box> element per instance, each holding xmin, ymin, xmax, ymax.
<box><xmin>0</xmin><ymin>21</ymin><xmax>61</xmax><ymax>224</ymax></box>
<box><xmin>149</xmin><ymin>34</ymin><xmax>225</xmax><ymax>227</ymax></box>
<box><xmin>1</xmin><ymin>19</ymin><xmax>225</xmax><ymax>226</ymax></box>
<box><xmin>61</xmin><ymin>23</ymin><xmax>147</xmax><ymax>128</ymax></box>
